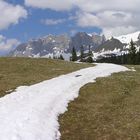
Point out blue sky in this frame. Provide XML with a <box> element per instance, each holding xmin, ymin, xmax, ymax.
<box><xmin>0</xmin><ymin>0</ymin><xmax>140</xmax><ymax>55</ymax></box>
<box><xmin>0</xmin><ymin>0</ymin><xmax>101</xmax><ymax>43</ymax></box>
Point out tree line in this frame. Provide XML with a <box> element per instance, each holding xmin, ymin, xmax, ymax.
<box><xmin>97</xmin><ymin>40</ymin><xmax>140</xmax><ymax>65</ymax></box>
<box><xmin>71</xmin><ymin>45</ymin><xmax>94</xmax><ymax>63</ymax></box>
<box><xmin>53</xmin><ymin>39</ymin><xmax>140</xmax><ymax>65</ymax></box>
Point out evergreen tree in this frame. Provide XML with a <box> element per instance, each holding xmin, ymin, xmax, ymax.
<box><xmin>121</xmin><ymin>53</ymin><xmax>127</xmax><ymax>64</ymax></box>
<box><xmin>86</xmin><ymin>45</ymin><xmax>93</xmax><ymax>63</ymax></box>
<box><xmin>128</xmin><ymin>39</ymin><xmax>137</xmax><ymax>64</ymax></box>
<box><xmin>80</xmin><ymin>45</ymin><xmax>84</xmax><ymax>61</ymax></box>
<box><xmin>136</xmin><ymin>48</ymin><xmax>140</xmax><ymax>64</ymax></box>
<box><xmin>88</xmin><ymin>45</ymin><xmax>93</xmax><ymax>56</ymax></box>
<box><xmin>86</xmin><ymin>56</ymin><xmax>93</xmax><ymax>63</ymax></box>
<box><xmin>59</xmin><ymin>54</ymin><xmax>64</xmax><ymax>60</ymax></box>
<box><xmin>71</xmin><ymin>47</ymin><xmax>77</xmax><ymax>61</ymax></box>
<box><xmin>113</xmin><ymin>56</ymin><xmax>116</xmax><ymax>63</ymax></box>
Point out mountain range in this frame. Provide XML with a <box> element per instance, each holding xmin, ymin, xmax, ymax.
<box><xmin>9</xmin><ymin>31</ymin><xmax>140</xmax><ymax>60</ymax></box>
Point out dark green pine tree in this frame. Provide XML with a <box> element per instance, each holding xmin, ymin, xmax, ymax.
<box><xmin>121</xmin><ymin>53</ymin><xmax>127</xmax><ymax>64</ymax></box>
<box><xmin>88</xmin><ymin>45</ymin><xmax>93</xmax><ymax>56</ymax></box>
<box><xmin>59</xmin><ymin>54</ymin><xmax>64</xmax><ymax>60</ymax></box>
<box><xmin>80</xmin><ymin>45</ymin><xmax>84</xmax><ymax>62</ymax></box>
<box><xmin>136</xmin><ymin>48</ymin><xmax>140</xmax><ymax>64</ymax></box>
<box><xmin>71</xmin><ymin>47</ymin><xmax>77</xmax><ymax>61</ymax></box>
<box><xmin>86</xmin><ymin>45</ymin><xmax>93</xmax><ymax>63</ymax></box>
<box><xmin>128</xmin><ymin>39</ymin><xmax>137</xmax><ymax>64</ymax></box>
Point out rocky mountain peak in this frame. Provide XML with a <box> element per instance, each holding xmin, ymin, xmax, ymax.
<box><xmin>10</xmin><ymin>31</ymin><xmax>140</xmax><ymax>60</ymax></box>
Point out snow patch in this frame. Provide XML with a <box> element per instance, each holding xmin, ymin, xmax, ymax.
<box><xmin>130</xmin><ymin>67</ymin><xmax>136</xmax><ymax>72</ymax></box>
<box><xmin>115</xmin><ymin>31</ymin><xmax>140</xmax><ymax>44</ymax></box>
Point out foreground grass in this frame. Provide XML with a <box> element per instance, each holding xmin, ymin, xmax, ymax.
<box><xmin>59</xmin><ymin>65</ymin><xmax>140</xmax><ymax>140</ymax></box>
<box><xmin>0</xmin><ymin>57</ymin><xmax>92</xmax><ymax>97</ymax></box>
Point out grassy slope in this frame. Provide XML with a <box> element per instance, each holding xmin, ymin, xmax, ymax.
<box><xmin>0</xmin><ymin>57</ymin><xmax>92</xmax><ymax>97</ymax></box>
<box><xmin>60</xmin><ymin>65</ymin><xmax>140</xmax><ymax>140</ymax></box>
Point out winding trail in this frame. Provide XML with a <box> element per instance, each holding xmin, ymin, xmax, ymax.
<box><xmin>0</xmin><ymin>63</ymin><xmax>128</xmax><ymax>140</ymax></box>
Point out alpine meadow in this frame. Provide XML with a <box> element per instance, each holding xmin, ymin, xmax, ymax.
<box><xmin>0</xmin><ymin>0</ymin><xmax>140</xmax><ymax>140</ymax></box>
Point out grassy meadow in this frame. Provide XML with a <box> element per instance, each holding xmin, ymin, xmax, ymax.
<box><xmin>1</xmin><ymin>57</ymin><xmax>140</xmax><ymax>140</ymax></box>
<box><xmin>59</xmin><ymin>65</ymin><xmax>140</xmax><ymax>140</ymax></box>
<box><xmin>0</xmin><ymin>57</ymin><xmax>92</xmax><ymax>97</ymax></box>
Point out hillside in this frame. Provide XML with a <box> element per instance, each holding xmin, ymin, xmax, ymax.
<box><xmin>115</xmin><ymin>31</ymin><xmax>140</xmax><ymax>44</ymax></box>
<box><xmin>0</xmin><ymin>63</ymin><xmax>127</xmax><ymax>140</ymax></box>
<box><xmin>94</xmin><ymin>37</ymin><xmax>124</xmax><ymax>52</ymax></box>
<box><xmin>0</xmin><ymin>57</ymin><xmax>92</xmax><ymax>97</ymax></box>
<box><xmin>59</xmin><ymin>65</ymin><xmax>140</xmax><ymax>140</ymax></box>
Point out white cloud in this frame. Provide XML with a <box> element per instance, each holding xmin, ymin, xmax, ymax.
<box><xmin>41</xmin><ymin>19</ymin><xmax>66</xmax><ymax>25</ymax></box>
<box><xmin>0</xmin><ymin>35</ymin><xmax>20</xmax><ymax>52</ymax></box>
<box><xmin>76</xmin><ymin>11</ymin><xmax>140</xmax><ymax>37</ymax></box>
<box><xmin>25</xmin><ymin>0</ymin><xmax>74</xmax><ymax>11</ymax></box>
<box><xmin>102</xmin><ymin>26</ymin><xmax>137</xmax><ymax>38</ymax></box>
<box><xmin>0</xmin><ymin>0</ymin><xmax>27</xmax><ymax>30</ymax></box>
<box><xmin>24</xmin><ymin>0</ymin><xmax>140</xmax><ymax>12</ymax></box>
<box><xmin>24</xmin><ymin>0</ymin><xmax>140</xmax><ymax>37</ymax></box>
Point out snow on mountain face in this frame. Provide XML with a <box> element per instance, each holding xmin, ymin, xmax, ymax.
<box><xmin>9</xmin><ymin>33</ymin><xmax>106</xmax><ymax>59</ymax></box>
<box><xmin>95</xmin><ymin>38</ymin><xmax>124</xmax><ymax>52</ymax></box>
<box><xmin>69</xmin><ymin>32</ymin><xmax>106</xmax><ymax>52</ymax></box>
<box><xmin>93</xmin><ymin>31</ymin><xmax>140</xmax><ymax>60</ymax></box>
<box><xmin>9</xmin><ymin>34</ymin><xmax>70</xmax><ymax>58</ymax></box>
<box><xmin>9</xmin><ymin>31</ymin><xmax>140</xmax><ymax>60</ymax></box>
<box><xmin>115</xmin><ymin>31</ymin><xmax>140</xmax><ymax>44</ymax></box>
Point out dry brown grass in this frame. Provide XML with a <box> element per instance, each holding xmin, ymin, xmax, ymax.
<box><xmin>0</xmin><ymin>57</ymin><xmax>92</xmax><ymax>97</ymax></box>
<box><xmin>59</xmin><ymin>65</ymin><xmax>140</xmax><ymax>140</ymax></box>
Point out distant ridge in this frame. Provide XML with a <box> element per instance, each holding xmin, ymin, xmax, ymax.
<box><xmin>9</xmin><ymin>31</ymin><xmax>140</xmax><ymax>60</ymax></box>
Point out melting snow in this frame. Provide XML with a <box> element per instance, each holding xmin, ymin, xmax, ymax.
<box><xmin>0</xmin><ymin>63</ymin><xmax>128</xmax><ymax>140</ymax></box>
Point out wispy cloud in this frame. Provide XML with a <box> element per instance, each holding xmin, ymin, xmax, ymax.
<box><xmin>41</xmin><ymin>19</ymin><xmax>66</xmax><ymax>25</ymax></box>
<box><xmin>25</xmin><ymin>0</ymin><xmax>73</xmax><ymax>11</ymax></box>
